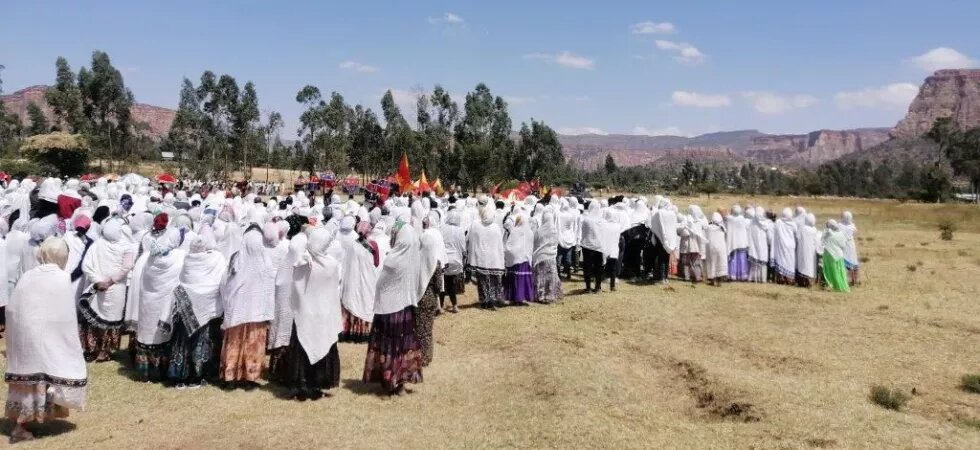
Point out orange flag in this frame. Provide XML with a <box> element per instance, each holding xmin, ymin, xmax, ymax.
<box><xmin>396</xmin><ymin>154</ymin><xmax>412</xmax><ymax>192</ymax></box>
<box><xmin>432</xmin><ymin>178</ymin><xmax>444</xmax><ymax>196</ymax></box>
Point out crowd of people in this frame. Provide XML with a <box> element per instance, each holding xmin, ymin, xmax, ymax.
<box><xmin>0</xmin><ymin>175</ymin><xmax>861</xmax><ymax>443</ymax></box>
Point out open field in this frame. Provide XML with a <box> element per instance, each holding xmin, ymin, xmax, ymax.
<box><xmin>3</xmin><ymin>195</ymin><xmax>980</xmax><ymax>449</ymax></box>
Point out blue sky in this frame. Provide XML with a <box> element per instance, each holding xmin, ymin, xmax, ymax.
<box><xmin>2</xmin><ymin>0</ymin><xmax>979</xmax><ymax>137</ymax></box>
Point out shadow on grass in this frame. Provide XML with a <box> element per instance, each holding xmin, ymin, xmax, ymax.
<box><xmin>0</xmin><ymin>419</ymin><xmax>78</xmax><ymax>442</ymax></box>
<box><xmin>341</xmin><ymin>378</ymin><xmax>389</xmax><ymax>396</ymax></box>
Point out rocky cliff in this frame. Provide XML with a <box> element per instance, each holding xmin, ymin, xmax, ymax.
<box><xmin>0</xmin><ymin>85</ymin><xmax>176</xmax><ymax>138</ymax></box>
<box><xmin>745</xmin><ymin>129</ymin><xmax>891</xmax><ymax>166</ymax></box>
<box><xmin>893</xmin><ymin>69</ymin><xmax>980</xmax><ymax>138</ymax></box>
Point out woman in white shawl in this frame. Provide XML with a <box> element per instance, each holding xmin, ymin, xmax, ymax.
<box><xmin>415</xmin><ymin>214</ymin><xmax>445</xmax><ymax>366</ymax></box>
<box><xmin>152</xmin><ymin>227</ymin><xmax>226</xmax><ymax>388</ymax></box>
<box><xmin>467</xmin><ymin>205</ymin><xmax>506</xmax><ymax>309</ymax></box>
<box><xmin>363</xmin><ymin>222</ymin><xmax>424</xmax><ymax>395</ymax></box>
<box><xmin>79</xmin><ymin>218</ymin><xmax>136</xmax><ymax>362</ymax></box>
<box><xmin>5</xmin><ymin>237</ymin><xmax>87</xmax><ymax>444</ymax></box>
<box><xmin>219</xmin><ymin>226</ymin><xmax>276</xmax><ymax>388</ymax></box>
<box><xmin>678</xmin><ymin>205</ymin><xmax>708</xmax><ymax>283</ymax></box>
<box><xmin>123</xmin><ymin>211</ymin><xmax>155</xmax><ymax>334</ymax></box>
<box><xmin>556</xmin><ymin>199</ymin><xmax>580</xmax><ymax>280</ymax></box>
<box><xmin>771</xmin><ymin>208</ymin><xmax>798</xmax><ymax>285</ymax></box>
<box><xmin>746</xmin><ymin>207</ymin><xmax>771</xmax><ymax>283</ymax></box>
<box><xmin>704</xmin><ymin>212</ymin><xmax>729</xmax><ymax>286</ymax></box>
<box><xmin>649</xmin><ymin>200</ymin><xmax>679</xmax><ymax>283</ymax></box>
<box><xmin>440</xmin><ymin>210</ymin><xmax>466</xmax><ymax>312</ymax></box>
<box><xmin>580</xmin><ymin>200</ymin><xmax>605</xmax><ymax>293</ymax></box>
<box><xmin>339</xmin><ymin>216</ymin><xmax>379</xmax><ymax>343</ymax></box>
<box><xmin>503</xmin><ymin>213</ymin><xmax>535</xmax><ymax>305</ymax></box>
<box><xmin>795</xmin><ymin>213</ymin><xmax>820</xmax><ymax>287</ymax></box>
<box><xmin>281</xmin><ymin>227</ymin><xmax>342</xmax><ymax>400</ymax></box>
<box><xmin>533</xmin><ymin>208</ymin><xmax>562</xmax><ymax>303</ymax></box>
<box><xmin>840</xmin><ymin>211</ymin><xmax>860</xmax><ymax>286</ymax></box>
<box><xmin>135</xmin><ymin>219</ymin><xmax>186</xmax><ymax>382</ymax></box>
<box><xmin>600</xmin><ymin>209</ymin><xmax>624</xmax><ymax>292</ymax></box>
<box><xmin>268</xmin><ymin>222</ymin><xmax>309</xmax><ymax>381</ymax></box>
<box><xmin>725</xmin><ymin>205</ymin><xmax>750</xmax><ymax>282</ymax></box>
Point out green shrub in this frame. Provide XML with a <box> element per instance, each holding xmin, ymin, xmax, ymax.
<box><xmin>0</xmin><ymin>159</ymin><xmax>44</xmax><ymax>178</ymax></box>
<box><xmin>939</xmin><ymin>220</ymin><xmax>956</xmax><ymax>241</ymax></box>
<box><xmin>870</xmin><ymin>385</ymin><xmax>910</xmax><ymax>411</ymax></box>
<box><xmin>961</xmin><ymin>374</ymin><xmax>980</xmax><ymax>394</ymax></box>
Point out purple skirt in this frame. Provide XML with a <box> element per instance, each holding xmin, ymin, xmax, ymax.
<box><xmin>728</xmin><ymin>248</ymin><xmax>749</xmax><ymax>281</ymax></box>
<box><xmin>505</xmin><ymin>262</ymin><xmax>536</xmax><ymax>304</ymax></box>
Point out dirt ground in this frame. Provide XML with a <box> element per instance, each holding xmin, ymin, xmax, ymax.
<box><xmin>2</xmin><ymin>195</ymin><xmax>980</xmax><ymax>449</ymax></box>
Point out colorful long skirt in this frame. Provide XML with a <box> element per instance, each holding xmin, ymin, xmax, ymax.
<box><xmin>505</xmin><ymin>262</ymin><xmax>535</xmax><ymax>304</ymax></box>
<box><xmin>219</xmin><ymin>322</ymin><xmax>269</xmax><ymax>382</ymax></box>
<box><xmin>823</xmin><ymin>253</ymin><xmax>850</xmax><ymax>293</ymax></box>
<box><xmin>340</xmin><ymin>308</ymin><xmax>372</xmax><ymax>343</ymax></box>
<box><xmin>134</xmin><ymin>341</ymin><xmax>171</xmax><ymax>382</ymax></box>
<box><xmin>533</xmin><ymin>260</ymin><xmax>563</xmax><ymax>303</ymax></box>
<box><xmin>679</xmin><ymin>253</ymin><xmax>703</xmax><ymax>282</ymax></box>
<box><xmin>167</xmin><ymin>318</ymin><xmax>222</xmax><ymax>385</ymax></box>
<box><xmin>415</xmin><ymin>274</ymin><xmax>440</xmax><ymax>366</ymax></box>
<box><xmin>728</xmin><ymin>248</ymin><xmax>750</xmax><ymax>281</ymax></box>
<box><xmin>363</xmin><ymin>306</ymin><xmax>424</xmax><ymax>392</ymax></box>
<box><xmin>473</xmin><ymin>268</ymin><xmax>505</xmax><ymax>306</ymax></box>
<box><xmin>79</xmin><ymin>323</ymin><xmax>122</xmax><ymax>363</ymax></box>
<box><xmin>281</xmin><ymin>326</ymin><xmax>340</xmax><ymax>393</ymax></box>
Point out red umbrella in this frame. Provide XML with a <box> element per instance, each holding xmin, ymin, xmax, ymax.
<box><xmin>0</xmin><ymin>171</ymin><xmax>9</xmax><ymax>182</ymax></box>
<box><xmin>80</xmin><ymin>173</ymin><xmax>99</xmax><ymax>182</ymax></box>
<box><xmin>156</xmin><ymin>173</ymin><xmax>178</xmax><ymax>184</ymax></box>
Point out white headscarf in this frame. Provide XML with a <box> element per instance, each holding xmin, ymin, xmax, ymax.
<box><xmin>579</xmin><ymin>201</ymin><xmax>604</xmax><ymax>253</ymax></box>
<box><xmin>291</xmin><ymin>227</ymin><xmax>343</xmax><ymax>364</ymax></box>
<box><xmin>533</xmin><ymin>209</ymin><xmax>559</xmax><ymax>265</ymax></box>
<box><xmin>466</xmin><ymin>206</ymin><xmax>505</xmax><ymax>271</ymax></box>
<box><xmin>340</xmin><ymin>223</ymin><xmax>378</xmax><ymax>325</ymax></box>
<box><xmin>772</xmin><ymin>208</ymin><xmax>797</xmax><ymax>278</ymax></box>
<box><xmin>160</xmin><ymin>228</ymin><xmax>226</xmax><ymax>334</ymax></box>
<box><xmin>220</xmin><ymin>228</ymin><xmax>275</xmax><ymax>329</ymax></box>
<box><xmin>840</xmin><ymin>211</ymin><xmax>859</xmax><ymax>267</ymax></box>
<box><xmin>504</xmin><ymin>213</ymin><xmax>533</xmax><ymax>267</ymax></box>
<box><xmin>725</xmin><ymin>204</ymin><xmax>750</xmax><ymax>252</ymax></box>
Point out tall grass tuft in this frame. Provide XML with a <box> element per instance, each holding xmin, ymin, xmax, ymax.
<box><xmin>870</xmin><ymin>385</ymin><xmax>909</xmax><ymax>411</ymax></box>
<box><xmin>961</xmin><ymin>374</ymin><xmax>980</xmax><ymax>394</ymax></box>
<box><xmin>939</xmin><ymin>220</ymin><xmax>956</xmax><ymax>241</ymax></box>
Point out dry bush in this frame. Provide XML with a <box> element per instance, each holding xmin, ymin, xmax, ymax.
<box><xmin>906</xmin><ymin>265</ymin><xmax>917</xmax><ymax>272</ymax></box>
<box><xmin>939</xmin><ymin>220</ymin><xmax>956</xmax><ymax>241</ymax></box>
<box><xmin>962</xmin><ymin>374</ymin><xmax>980</xmax><ymax>394</ymax></box>
<box><xmin>870</xmin><ymin>385</ymin><xmax>910</xmax><ymax>411</ymax></box>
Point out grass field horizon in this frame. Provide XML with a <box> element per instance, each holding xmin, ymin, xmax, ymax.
<box><xmin>2</xmin><ymin>194</ymin><xmax>980</xmax><ymax>449</ymax></box>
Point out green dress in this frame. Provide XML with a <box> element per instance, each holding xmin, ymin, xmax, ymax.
<box><xmin>822</xmin><ymin>251</ymin><xmax>850</xmax><ymax>292</ymax></box>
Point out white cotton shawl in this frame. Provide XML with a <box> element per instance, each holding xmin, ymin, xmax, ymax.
<box><xmin>504</xmin><ymin>216</ymin><xmax>533</xmax><ymax>267</ymax></box>
<box><xmin>419</xmin><ymin>227</ymin><xmax>445</xmax><ymax>298</ymax></box>
<box><xmin>81</xmin><ymin>221</ymin><xmax>131</xmax><ymax>322</ymax></box>
<box><xmin>124</xmin><ymin>229</ymin><xmax>154</xmax><ymax>330</ymax></box>
<box><xmin>374</xmin><ymin>224</ymin><xmax>422</xmax><ymax>315</ymax></box>
<box><xmin>725</xmin><ymin>207</ymin><xmax>750</xmax><ymax>252</ymax></box>
<box><xmin>137</xmin><ymin>229</ymin><xmax>185</xmax><ymax>345</ymax></box>
<box><xmin>822</xmin><ymin>221</ymin><xmax>847</xmax><ymax>260</ymax></box>
<box><xmin>440</xmin><ymin>213</ymin><xmax>466</xmax><ymax>275</ymax></box>
<box><xmin>796</xmin><ymin>216</ymin><xmax>819</xmax><ymax>278</ymax></box>
<box><xmin>5</xmin><ymin>264</ymin><xmax>87</xmax><ymax>401</ymax></box>
<box><xmin>747</xmin><ymin>207</ymin><xmax>771</xmax><ymax>264</ymax></box>
<box><xmin>579</xmin><ymin>201</ymin><xmax>604</xmax><ymax>253</ymax></box>
<box><xmin>630</xmin><ymin>200</ymin><xmax>651</xmax><ymax>226</ymax></box>
<box><xmin>161</xmin><ymin>243</ymin><xmax>226</xmax><ymax>334</ymax></box>
<box><xmin>840</xmin><ymin>212</ymin><xmax>859</xmax><ymax>267</ymax></box>
<box><xmin>340</xmin><ymin>232</ymin><xmax>378</xmax><ymax>324</ymax></box>
<box><xmin>220</xmin><ymin>229</ymin><xmax>276</xmax><ymax>329</ymax></box>
<box><xmin>0</xmin><ymin>237</ymin><xmax>7</xmax><ymax>308</ymax></box>
<box><xmin>269</xmin><ymin>232</ymin><xmax>306</xmax><ymax>350</ymax></box>
<box><xmin>466</xmin><ymin>208</ymin><xmax>505</xmax><ymax>271</ymax></box>
<box><xmin>557</xmin><ymin>201</ymin><xmax>581</xmax><ymax>249</ymax></box>
<box><xmin>370</xmin><ymin>221</ymin><xmax>391</xmax><ymax>272</ymax></box>
<box><xmin>599</xmin><ymin>210</ymin><xmax>622</xmax><ymax>259</ymax></box>
<box><xmin>5</xmin><ymin>229</ymin><xmax>29</xmax><ymax>289</ymax></box>
<box><xmin>650</xmin><ymin>207</ymin><xmax>679</xmax><ymax>253</ymax></box>
<box><xmin>291</xmin><ymin>227</ymin><xmax>343</xmax><ymax>364</ymax></box>
<box><xmin>772</xmin><ymin>209</ymin><xmax>797</xmax><ymax>278</ymax></box>
<box><xmin>704</xmin><ymin>216</ymin><xmax>728</xmax><ymax>279</ymax></box>
<box><xmin>533</xmin><ymin>209</ymin><xmax>559</xmax><ymax>265</ymax></box>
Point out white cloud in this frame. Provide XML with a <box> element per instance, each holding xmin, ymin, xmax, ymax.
<box><xmin>339</xmin><ymin>61</ymin><xmax>378</xmax><ymax>73</ymax></box>
<box><xmin>671</xmin><ymin>91</ymin><xmax>731</xmax><ymax>108</ymax></box>
<box><xmin>428</xmin><ymin>12</ymin><xmax>465</xmax><ymax>25</ymax></box>
<box><xmin>741</xmin><ymin>91</ymin><xmax>817</xmax><ymax>114</ymax></box>
<box><xmin>632</xmin><ymin>125</ymin><xmax>687</xmax><ymax>136</ymax></box>
<box><xmin>908</xmin><ymin>47</ymin><xmax>978</xmax><ymax>72</ymax></box>
<box><xmin>558</xmin><ymin>127</ymin><xmax>606</xmax><ymax>135</ymax></box>
<box><xmin>524</xmin><ymin>51</ymin><xmax>595</xmax><ymax>70</ymax></box>
<box><xmin>630</xmin><ymin>21</ymin><xmax>675</xmax><ymax>35</ymax></box>
<box><xmin>654</xmin><ymin>40</ymin><xmax>706</xmax><ymax>64</ymax></box>
<box><xmin>834</xmin><ymin>83</ymin><xmax>919</xmax><ymax>110</ymax></box>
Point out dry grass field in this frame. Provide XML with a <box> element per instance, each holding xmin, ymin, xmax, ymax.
<box><xmin>3</xmin><ymin>195</ymin><xmax>980</xmax><ymax>449</ymax></box>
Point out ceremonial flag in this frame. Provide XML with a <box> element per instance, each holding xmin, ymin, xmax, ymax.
<box><xmin>396</xmin><ymin>154</ymin><xmax>412</xmax><ymax>192</ymax></box>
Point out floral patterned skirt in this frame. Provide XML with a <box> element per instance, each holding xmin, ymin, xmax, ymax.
<box><xmin>135</xmin><ymin>341</ymin><xmax>172</xmax><ymax>382</ymax></box>
<box><xmin>415</xmin><ymin>283</ymin><xmax>439</xmax><ymax>367</ymax></box>
<box><xmin>363</xmin><ymin>306</ymin><xmax>423</xmax><ymax>392</ymax></box>
<box><xmin>5</xmin><ymin>382</ymin><xmax>85</xmax><ymax>425</ymax></box>
<box><xmin>219</xmin><ymin>322</ymin><xmax>269</xmax><ymax>382</ymax></box>
<box><xmin>167</xmin><ymin>318</ymin><xmax>222</xmax><ymax>384</ymax></box>
<box><xmin>533</xmin><ymin>260</ymin><xmax>563</xmax><ymax>303</ymax></box>
<box><xmin>79</xmin><ymin>322</ymin><xmax>122</xmax><ymax>363</ymax></box>
<box><xmin>473</xmin><ymin>270</ymin><xmax>505</xmax><ymax>306</ymax></box>
<box><xmin>340</xmin><ymin>308</ymin><xmax>372</xmax><ymax>344</ymax></box>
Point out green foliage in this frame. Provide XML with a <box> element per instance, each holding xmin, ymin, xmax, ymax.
<box><xmin>961</xmin><ymin>374</ymin><xmax>980</xmax><ymax>394</ymax></box>
<box><xmin>0</xmin><ymin>159</ymin><xmax>43</xmax><ymax>179</ymax></box>
<box><xmin>26</xmin><ymin>102</ymin><xmax>49</xmax><ymax>135</ymax></box>
<box><xmin>869</xmin><ymin>385</ymin><xmax>910</xmax><ymax>411</ymax></box>
<box><xmin>604</xmin><ymin>153</ymin><xmax>618</xmax><ymax>174</ymax></box>
<box><xmin>20</xmin><ymin>131</ymin><xmax>90</xmax><ymax>176</ymax></box>
<box><xmin>947</xmin><ymin>126</ymin><xmax>980</xmax><ymax>202</ymax></box>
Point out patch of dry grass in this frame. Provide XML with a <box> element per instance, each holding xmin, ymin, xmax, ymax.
<box><xmin>3</xmin><ymin>195</ymin><xmax>980</xmax><ymax>449</ymax></box>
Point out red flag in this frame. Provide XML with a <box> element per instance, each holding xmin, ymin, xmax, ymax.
<box><xmin>395</xmin><ymin>154</ymin><xmax>412</xmax><ymax>192</ymax></box>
